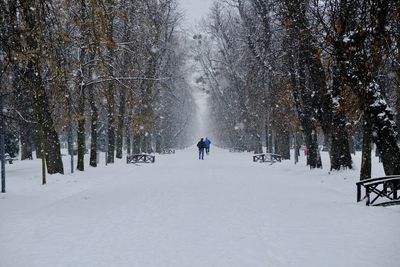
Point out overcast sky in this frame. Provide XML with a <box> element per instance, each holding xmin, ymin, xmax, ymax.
<box><xmin>178</xmin><ymin>0</ymin><xmax>214</xmax><ymax>26</ymax></box>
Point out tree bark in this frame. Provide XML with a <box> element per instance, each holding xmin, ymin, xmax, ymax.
<box><xmin>116</xmin><ymin>89</ymin><xmax>126</xmax><ymax>159</ymax></box>
<box><xmin>77</xmin><ymin>0</ymin><xmax>89</xmax><ymax>172</ymax></box>
<box><xmin>126</xmin><ymin>133</ymin><xmax>131</xmax><ymax>156</ymax></box>
<box><xmin>298</xmin><ymin>50</ymin><xmax>322</xmax><ymax>169</ymax></box>
<box><xmin>18</xmin><ymin>1</ymin><xmax>64</xmax><ymax>174</ymax></box>
<box><xmin>77</xmin><ymin>85</ymin><xmax>85</xmax><ymax>171</ymax></box>
<box><xmin>133</xmin><ymin>133</ymin><xmax>141</xmax><ymax>154</ymax></box>
<box><xmin>365</xmin><ymin>82</ymin><xmax>400</xmax><ymax>175</ymax></box>
<box><xmin>89</xmin><ymin>82</ymin><xmax>98</xmax><ymax>167</ymax></box>
<box><xmin>29</xmin><ymin>64</ymin><xmax>64</xmax><ymax>174</ymax></box>
<box><xmin>107</xmin><ymin>79</ymin><xmax>116</xmax><ymax>163</ymax></box>
<box><xmin>276</xmin><ymin>128</ymin><xmax>290</xmax><ymax>160</ymax></box>
<box><xmin>106</xmin><ymin>18</ymin><xmax>116</xmax><ymax>163</ymax></box>
<box><xmin>360</xmin><ymin>115</ymin><xmax>372</xmax><ymax>180</ymax></box>
<box><xmin>16</xmin><ymin>82</ymin><xmax>34</xmax><ymax>160</ymax></box>
<box><xmin>155</xmin><ymin>133</ymin><xmax>162</xmax><ymax>154</ymax></box>
<box><xmin>20</xmin><ymin>122</ymin><xmax>33</xmax><ymax>160</ymax></box>
<box><xmin>254</xmin><ymin>132</ymin><xmax>263</xmax><ymax>154</ymax></box>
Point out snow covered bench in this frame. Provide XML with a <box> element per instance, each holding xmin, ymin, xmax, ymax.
<box><xmin>4</xmin><ymin>154</ymin><xmax>17</xmax><ymax>164</ymax></box>
<box><xmin>253</xmin><ymin>153</ymin><xmax>282</xmax><ymax>163</ymax></box>
<box><xmin>127</xmin><ymin>154</ymin><xmax>155</xmax><ymax>164</ymax></box>
<box><xmin>161</xmin><ymin>149</ymin><xmax>175</xmax><ymax>154</ymax></box>
<box><xmin>356</xmin><ymin>176</ymin><xmax>400</xmax><ymax>206</ymax></box>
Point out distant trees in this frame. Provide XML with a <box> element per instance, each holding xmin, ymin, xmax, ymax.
<box><xmin>0</xmin><ymin>0</ymin><xmax>196</xmax><ymax>178</ymax></box>
<box><xmin>193</xmin><ymin>3</ymin><xmax>268</xmax><ymax>153</ymax></box>
<box><xmin>196</xmin><ymin>0</ymin><xmax>400</xmax><ymax>177</ymax></box>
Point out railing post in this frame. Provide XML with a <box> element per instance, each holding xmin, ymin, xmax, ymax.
<box><xmin>393</xmin><ymin>182</ymin><xmax>398</xmax><ymax>200</ymax></box>
<box><xmin>357</xmin><ymin>184</ymin><xmax>361</xmax><ymax>202</ymax></box>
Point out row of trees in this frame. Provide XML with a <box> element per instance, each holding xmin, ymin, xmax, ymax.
<box><xmin>195</xmin><ymin>0</ymin><xmax>400</xmax><ymax>178</ymax></box>
<box><xmin>0</xmin><ymin>0</ymin><xmax>196</xmax><ymax>179</ymax></box>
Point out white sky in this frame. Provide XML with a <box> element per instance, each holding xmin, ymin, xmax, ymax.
<box><xmin>179</xmin><ymin>0</ymin><xmax>214</xmax><ymax>26</ymax></box>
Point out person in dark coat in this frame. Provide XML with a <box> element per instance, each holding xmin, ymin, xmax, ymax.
<box><xmin>204</xmin><ymin>137</ymin><xmax>211</xmax><ymax>155</ymax></box>
<box><xmin>197</xmin><ymin>138</ymin><xmax>205</xmax><ymax>160</ymax></box>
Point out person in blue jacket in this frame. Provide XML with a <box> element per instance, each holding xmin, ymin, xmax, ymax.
<box><xmin>204</xmin><ymin>137</ymin><xmax>211</xmax><ymax>155</ymax></box>
<box><xmin>197</xmin><ymin>138</ymin><xmax>205</xmax><ymax>160</ymax></box>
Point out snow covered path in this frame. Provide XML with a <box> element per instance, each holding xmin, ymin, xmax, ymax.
<box><xmin>1</xmin><ymin>148</ymin><xmax>399</xmax><ymax>267</ymax></box>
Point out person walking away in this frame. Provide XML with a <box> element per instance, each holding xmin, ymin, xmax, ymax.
<box><xmin>197</xmin><ymin>138</ymin><xmax>205</xmax><ymax>160</ymax></box>
<box><xmin>204</xmin><ymin>137</ymin><xmax>211</xmax><ymax>155</ymax></box>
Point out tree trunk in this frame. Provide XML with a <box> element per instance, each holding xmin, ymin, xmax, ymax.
<box><xmin>139</xmin><ymin>55</ymin><xmax>157</xmax><ymax>154</ymax></box>
<box><xmin>20</xmin><ymin>123</ymin><xmax>33</xmax><ymax>160</ymax></box>
<box><xmin>19</xmin><ymin>1</ymin><xmax>64</xmax><ymax>174</ymax></box>
<box><xmin>126</xmin><ymin>134</ymin><xmax>131</xmax><ymax>156</ymax></box>
<box><xmin>106</xmin><ymin>41</ymin><xmax>115</xmax><ymax>163</ymax></box>
<box><xmin>76</xmin><ymin>0</ymin><xmax>89</xmax><ymax>172</ymax></box>
<box><xmin>16</xmin><ymin>84</ymin><xmax>34</xmax><ymax>160</ymax></box>
<box><xmin>155</xmin><ymin>134</ymin><xmax>162</xmax><ymax>153</ymax></box>
<box><xmin>360</xmin><ymin>115</ymin><xmax>372</xmax><ymax>180</ymax></box>
<box><xmin>67</xmin><ymin>92</ymin><xmax>74</xmax><ymax>174</ymax></box>
<box><xmin>303</xmin><ymin>127</ymin><xmax>322</xmax><ymax>169</ymax></box>
<box><xmin>294</xmin><ymin>132</ymin><xmax>299</xmax><ymax>164</ymax></box>
<box><xmin>116</xmin><ymin>89</ymin><xmax>126</xmax><ymax>159</ymax></box>
<box><xmin>327</xmin><ymin>38</ymin><xmax>353</xmax><ymax>170</ymax></box>
<box><xmin>107</xmin><ymin>81</ymin><xmax>116</xmax><ymax>163</ymax></box>
<box><xmin>30</xmin><ymin>66</ymin><xmax>64</xmax><ymax>174</ymax></box>
<box><xmin>133</xmin><ymin>134</ymin><xmax>141</xmax><ymax>154</ymax></box>
<box><xmin>277</xmin><ymin>128</ymin><xmax>290</xmax><ymax>160</ymax></box>
<box><xmin>330</xmin><ymin>112</ymin><xmax>352</xmax><ymax>170</ymax></box>
<box><xmin>33</xmin><ymin>129</ymin><xmax>41</xmax><ymax>159</ymax></box>
<box><xmin>298</xmin><ymin>49</ymin><xmax>322</xmax><ymax>169</ymax></box>
<box><xmin>253</xmin><ymin>130</ymin><xmax>263</xmax><ymax>154</ymax></box>
<box><xmin>142</xmin><ymin>133</ymin><xmax>153</xmax><ymax>154</ymax></box>
<box><xmin>284</xmin><ymin>20</ymin><xmax>322</xmax><ymax>169</ymax></box>
<box><xmin>26</xmin><ymin>61</ymin><xmax>64</xmax><ymax>174</ymax></box>
<box><xmin>89</xmin><ymin>84</ymin><xmax>98</xmax><ymax>167</ymax></box>
<box><xmin>67</xmin><ymin>121</ymin><xmax>74</xmax><ymax>173</ymax></box>
<box><xmin>266</xmin><ymin>121</ymin><xmax>273</xmax><ymax>153</ymax></box>
<box><xmin>349</xmin><ymin>136</ymin><xmax>356</xmax><ymax>155</ymax></box>
<box><xmin>39</xmin><ymin>126</ymin><xmax>46</xmax><ymax>184</ymax></box>
<box><xmin>366</xmin><ymin>82</ymin><xmax>400</xmax><ymax>175</ymax></box>
<box><xmin>77</xmin><ymin>85</ymin><xmax>85</xmax><ymax>171</ymax></box>
<box><xmin>396</xmin><ymin>89</ymin><xmax>400</xmax><ymax>138</ymax></box>
<box><xmin>265</xmin><ymin>123</ymin><xmax>269</xmax><ymax>153</ymax></box>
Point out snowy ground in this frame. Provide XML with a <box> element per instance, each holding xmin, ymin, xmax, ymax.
<box><xmin>1</xmin><ymin>148</ymin><xmax>399</xmax><ymax>267</ymax></box>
